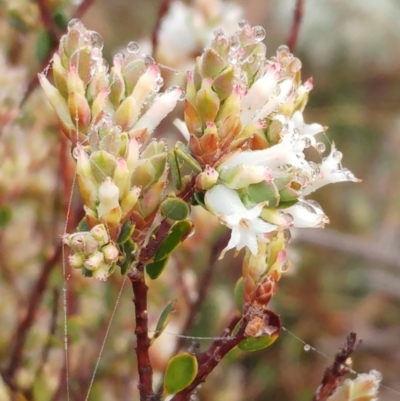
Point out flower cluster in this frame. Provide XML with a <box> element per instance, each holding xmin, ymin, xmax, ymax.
<box><xmin>40</xmin><ymin>19</ymin><xmax>183</xmax><ymax>280</ymax></box>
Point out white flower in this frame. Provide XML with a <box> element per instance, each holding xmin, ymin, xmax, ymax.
<box><xmin>302</xmin><ymin>142</ymin><xmax>360</xmax><ymax>196</ymax></box>
<box><xmin>204</xmin><ymin>185</ymin><xmax>276</xmax><ymax>258</ymax></box>
<box><xmin>284</xmin><ymin>200</ymin><xmax>329</xmax><ymax>228</ymax></box>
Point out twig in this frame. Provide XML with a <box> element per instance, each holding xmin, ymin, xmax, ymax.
<box><xmin>286</xmin><ymin>0</ymin><xmax>305</xmax><ymax>52</ymax></box>
<box><xmin>151</xmin><ymin>0</ymin><xmax>173</xmax><ymax>57</ymax></box>
<box><xmin>129</xmin><ymin>264</ymin><xmax>154</xmax><ymax>401</ymax></box>
<box><xmin>171</xmin><ymin>314</ymin><xmax>244</xmax><ymax>401</ymax></box>
<box><xmin>312</xmin><ymin>332</ymin><xmax>360</xmax><ymax>401</ymax></box>
<box><xmin>20</xmin><ymin>0</ymin><xmax>96</xmax><ymax>107</ymax></box>
<box><xmin>37</xmin><ymin>0</ymin><xmax>61</xmax><ymax>42</ymax></box>
<box><xmin>5</xmin><ymin>244</ymin><xmax>63</xmax><ymax>380</ymax></box>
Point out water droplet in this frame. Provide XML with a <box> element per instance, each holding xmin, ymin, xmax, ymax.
<box><xmin>102</xmin><ymin>58</ymin><xmax>109</xmax><ymax>71</ymax></box>
<box><xmin>113</xmin><ymin>52</ymin><xmax>125</xmax><ymax>65</ymax></box>
<box><xmin>229</xmin><ymin>35</ymin><xmax>240</xmax><ymax>51</ymax></box>
<box><xmin>283</xmin><ymin>229</ymin><xmax>291</xmax><ymax>244</ymax></box>
<box><xmin>143</xmin><ymin>54</ymin><xmax>155</xmax><ymax>66</ymax></box>
<box><xmin>254</xmin><ymin>26</ymin><xmax>266</xmax><ymax>41</ymax></box>
<box><xmin>245</xmin><ymin>55</ymin><xmax>254</xmax><ymax>64</ymax></box>
<box><xmin>90</xmin><ymin>31</ymin><xmax>104</xmax><ymax>50</ymax></box>
<box><xmin>178</xmin><ymin>90</ymin><xmax>186</xmax><ymax>101</ymax></box>
<box><xmin>303</xmin><ymin>137</ymin><xmax>312</xmax><ymax>148</ymax></box>
<box><xmin>316</xmin><ymin>142</ymin><xmax>326</xmax><ymax>152</ymax></box>
<box><xmin>369</xmin><ymin>370</ymin><xmax>382</xmax><ymax>382</ymax></box>
<box><xmin>277</xmin><ymin>45</ymin><xmax>290</xmax><ymax>55</ymax></box>
<box><xmin>214</xmin><ymin>28</ymin><xmax>225</xmax><ymax>38</ymax></box>
<box><xmin>279</xmin><ymin>212</ymin><xmax>294</xmax><ymax>224</ymax></box>
<box><xmin>281</xmin><ymin>261</ymin><xmax>290</xmax><ymax>273</ymax></box>
<box><xmin>238</xmin><ymin>19</ymin><xmax>249</xmax><ymax>30</ymax></box>
<box><xmin>91</xmin><ymin>48</ymin><xmax>101</xmax><ymax>61</ymax></box>
<box><xmin>332</xmin><ymin>150</ymin><xmax>343</xmax><ymax>162</ymax></box>
<box><xmin>303</xmin><ymin>344</ymin><xmax>311</xmax><ymax>352</ymax></box>
<box><xmin>127</xmin><ymin>41</ymin><xmax>140</xmax><ymax>54</ymax></box>
<box><xmin>67</xmin><ymin>18</ymin><xmax>81</xmax><ymax>31</ymax></box>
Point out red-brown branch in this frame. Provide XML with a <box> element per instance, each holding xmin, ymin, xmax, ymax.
<box><xmin>312</xmin><ymin>332</ymin><xmax>360</xmax><ymax>401</ymax></box>
<box><xmin>286</xmin><ymin>0</ymin><xmax>305</xmax><ymax>52</ymax></box>
<box><xmin>129</xmin><ymin>265</ymin><xmax>154</xmax><ymax>401</ymax></box>
<box><xmin>37</xmin><ymin>0</ymin><xmax>61</xmax><ymax>42</ymax></box>
<box><xmin>171</xmin><ymin>315</ymin><xmax>244</xmax><ymax>401</ymax></box>
<box><xmin>151</xmin><ymin>0</ymin><xmax>173</xmax><ymax>57</ymax></box>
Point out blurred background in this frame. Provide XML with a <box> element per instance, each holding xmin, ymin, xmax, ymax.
<box><xmin>0</xmin><ymin>0</ymin><xmax>400</xmax><ymax>400</ymax></box>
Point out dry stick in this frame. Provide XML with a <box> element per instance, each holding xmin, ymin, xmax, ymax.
<box><xmin>151</xmin><ymin>0</ymin><xmax>174</xmax><ymax>56</ymax></box>
<box><xmin>286</xmin><ymin>0</ymin><xmax>305</xmax><ymax>52</ymax></box>
<box><xmin>5</xmin><ymin>244</ymin><xmax>63</xmax><ymax>380</ymax></box>
<box><xmin>312</xmin><ymin>332</ymin><xmax>360</xmax><ymax>401</ymax></box>
<box><xmin>20</xmin><ymin>0</ymin><xmax>96</xmax><ymax>108</ymax></box>
<box><xmin>171</xmin><ymin>315</ymin><xmax>245</xmax><ymax>401</ymax></box>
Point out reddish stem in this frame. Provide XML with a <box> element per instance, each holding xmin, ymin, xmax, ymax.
<box><xmin>286</xmin><ymin>0</ymin><xmax>306</xmax><ymax>52</ymax></box>
<box><xmin>151</xmin><ymin>0</ymin><xmax>173</xmax><ymax>57</ymax></box>
<box><xmin>37</xmin><ymin>0</ymin><xmax>61</xmax><ymax>42</ymax></box>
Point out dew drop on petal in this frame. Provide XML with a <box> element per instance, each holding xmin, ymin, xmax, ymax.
<box><xmin>283</xmin><ymin>228</ymin><xmax>291</xmax><ymax>244</ymax></box>
<box><xmin>68</xmin><ymin>18</ymin><xmax>81</xmax><ymax>31</ymax></box>
<box><xmin>214</xmin><ymin>28</ymin><xmax>225</xmax><ymax>38</ymax></box>
<box><xmin>304</xmin><ymin>344</ymin><xmax>311</xmax><ymax>352</ymax></box>
<box><xmin>332</xmin><ymin>150</ymin><xmax>343</xmax><ymax>162</ymax></box>
<box><xmin>316</xmin><ymin>142</ymin><xmax>326</xmax><ymax>152</ymax></box>
<box><xmin>143</xmin><ymin>54</ymin><xmax>155</xmax><ymax>66</ymax></box>
<box><xmin>281</xmin><ymin>261</ymin><xmax>290</xmax><ymax>273</ymax></box>
<box><xmin>238</xmin><ymin>19</ymin><xmax>249</xmax><ymax>30</ymax></box>
<box><xmin>254</xmin><ymin>26</ymin><xmax>266</xmax><ymax>41</ymax></box>
<box><xmin>277</xmin><ymin>45</ymin><xmax>290</xmax><ymax>55</ymax></box>
<box><xmin>127</xmin><ymin>41</ymin><xmax>140</xmax><ymax>54</ymax></box>
<box><xmin>90</xmin><ymin>31</ymin><xmax>104</xmax><ymax>50</ymax></box>
<box><xmin>229</xmin><ymin>35</ymin><xmax>240</xmax><ymax>51</ymax></box>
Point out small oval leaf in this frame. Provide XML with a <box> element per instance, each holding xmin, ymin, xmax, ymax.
<box><xmin>168</xmin><ymin>149</ymin><xmax>182</xmax><ymax>190</ymax></box>
<box><xmin>233</xmin><ymin>278</ymin><xmax>244</xmax><ymax>312</ymax></box>
<box><xmin>152</xmin><ymin>300</ymin><xmax>176</xmax><ymax>343</ymax></box>
<box><xmin>154</xmin><ymin>220</ymin><xmax>193</xmax><ymax>261</ymax></box>
<box><xmin>146</xmin><ymin>257</ymin><xmax>169</xmax><ymax>279</ymax></box>
<box><xmin>118</xmin><ymin>220</ymin><xmax>135</xmax><ymax>244</ymax></box>
<box><xmin>160</xmin><ymin>197</ymin><xmax>190</xmax><ymax>221</ymax></box>
<box><xmin>238</xmin><ymin>335</ymin><xmax>278</xmax><ymax>352</ymax></box>
<box><xmin>164</xmin><ymin>353</ymin><xmax>198</xmax><ymax>395</ymax></box>
<box><xmin>120</xmin><ymin>239</ymin><xmax>136</xmax><ymax>275</ymax></box>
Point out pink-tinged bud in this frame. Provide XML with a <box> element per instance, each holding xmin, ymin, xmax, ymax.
<box><xmin>84</xmin><ymin>250</ymin><xmax>105</xmax><ymax>271</ymax></box>
<box><xmin>52</xmin><ymin>53</ymin><xmax>68</xmax><ymax>98</ymax></box>
<box><xmin>109</xmin><ymin>61</ymin><xmax>125</xmax><ymax>107</ymax></box>
<box><xmin>195</xmin><ymin>165</ymin><xmax>219</xmax><ymax>191</ymax></box>
<box><xmin>68</xmin><ymin>91</ymin><xmax>91</xmax><ymax>130</ymax></box>
<box><xmin>66</xmin><ymin>232</ymin><xmax>98</xmax><ymax>254</ymax></box>
<box><xmin>185</xmin><ymin>71</ymin><xmax>196</xmax><ymax>104</ymax></box>
<box><xmin>87</xmin><ymin>65</ymin><xmax>109</xmax><ymax>103</ymax></box>
<box><xmin>184</xmin><ymin>100</ymin><xmax>202</xmax><ymax>135</ymax></box>
<box><xmin>215</xmin><ymin>84</ymin><xmax>240</xmax><ymax>124</ymax></box>
<box><xmin>89</xmin><ymin>150</ymin><xmax>118</xmax><ymax>183</ymax></box>
<box><xmin>139</xmin><ymin>179</ymin><xmax>166</xmax><ymax>218</ymax></box>
<box><xmin>132</xmin><ymin>64</ymin><xmax>160</xmax><ymax>106</ymax></box>
<box><xmin>90</xmin><ymin>224</ymin><xmax>109</xmax><ymax>246</ymax></box>
<box><xmin>92</xmin><ymin>263</ymin><xmax>112</xmax><ymax>281</ymax></box>
<box><xmin>67</xmin><ymin>65</ymin><xmax>85</xmax><ymax>96</ymax></box>
<box><xmin>254</xmin><ymin>276</ymin><xmax>278</xmax><ymax>305</ymax></box>
<box><xmin>91</xmin><ymin>87</ymin><xmax>110</xmax><ymax>124</ymax></box>
<box><xmin>69</xmin><ymin>46</ymin><xmax>93</xmax><ymax>86</ymax></box>
<box><xmin>200</xmin><ymin>48</ymin><xmax>225</xmax><ymax>79</ymax></box>
<box><xmin>113</xmin><ymin>157</ymin><xmax>131</xmax><ymax>198</ymax></box>
<box><xmin>195</xmin><ymin>78</ymin><xmax>220</xmax><ymax>124</ymax></box>
<box><xmin>68</xmin><ymin>252</ymin><xmax>85</xmax><ymax>268</ymax></box>
<box><xmin>121</xmin><ymin>187</ymin><xmax>141</xmax><ymax>217</ymax></box>
<box><xmin>126</xmin><ymin>136</ymin><xmax>140</xmax><ymax>175</ymax></box>
<box><xmin>101</xmin><ymin>243</ymin><xmax>119</xmax><ymax>263</ymax></box>
<box><xmin>97</xmin><ymin>177</ymin><xmax>120</xmax><ymax>218</ymax></box>
<box><xmin>114</xmin><ymin>96</ymin><xmax>139</xmax><ymax>131</ymax></box>
<box><xmin>133</xmin><ymin>86</ymin><xmax>183</xmax><ymax>135</ymax></box>
<box><xmin>39</xmin><ymin>73</ymin><xmax>74</xmax><ymax>129</ymax></box>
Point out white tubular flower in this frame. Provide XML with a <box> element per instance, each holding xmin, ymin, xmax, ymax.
<box><xmin>284</xmin><ymin>200</ymin><xmax>330</xmax><ymax>228</ymax></box>
<box><xmin>133</xmin><ymin>87</ymin><xmax>184</xmax><ymax>135</ymax></box>
<box><xmin>302</xmin><ymin>143</ymin><xmax>360</xmax><ymax>196</ymax></box>
<box><xmin>205</xmin><ymin>185</ymin><xmax>276</xmax><ymax>258</ymax></box>
<box><xmin>291</xmin><ymin>110</ymin><xmax>325</xmax><ymax>145</ymax></box>
<box><xmin>97</xmin><ymin>177</ymin><xmax>120</xmax><ymax>218</ymax></box>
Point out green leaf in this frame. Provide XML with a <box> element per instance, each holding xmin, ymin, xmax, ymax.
<box><xmin>233</xmin><ymin>278</ymin><xmax>244</xmax><ymax>312</ymax></box>
<box><xmin>175</xmin><ymin>142</ymin><xmax>202</xmax><ymax>173</ymax></box>
<box><xmin>32</xmin><ymin>372</ymin><xmax>52</xmax><ymax>401</ymax></box>
<box><xmin>0</xmin><ymin>206</ymin><xmax>12</xmax><ymax>227</ymax></box>
<box><xmin>192</xmin><ymin>192</ymin><xmax>205</xmax><ymax>207</ymax></box>
<box><xmin>77</xmin><ymin>218</ymin><xmax>90</xmax><ymax>232</ymax></box>
<box><xmin>164</xmin><ymin>353</ymin><xmax>198</xmax><ymax>395</ymax></box>
<box><xmin>146</xmin><ymin>257</ymin><xmax>169</xmax><ymax>279</ymax></box>
<box><xmin>154</xmin><ymin>220</ymin><xmax>193</xmax><ymax>261</ymax></box>
<box><xmin>247</xmin><ymin>181</ymin><xmax>280</xmax><ymax>208</ymax></box>
<box><xmin>81</xmin><ymin>268</ymin><xmax>93</xmax><ymax>277</ymax></box>
<box><xmin>238</xmin><ymin>335</ymin><xmax>278</xmax><ymax>352</ymax></box>
<box><xmin>168</xmin><ymin>149</ymin><xmax>182</xmax><ymax>190</ymax></box>
<box><xmin>160</xmin><ymin>197</ymin><xmax>190</xmax><ymax>221</ymax></box>
<box><xmin>152</xmin><ymin>300</ymin><xmax>176</xmax><ymax>343</ymax></box>
<box><xmin>120</xmin><ymin>239</ymin><xmax>136</xmax><ymax>275</ymax></box>
<box><xmin>36</xmin><ymin>30</ymin><xmax>53</xmax><ymax>62</ymax></box>
<box><xmin>118</xmin><ymin>220</ymin><xmax>134</xmax><ymax>244</ymax></box>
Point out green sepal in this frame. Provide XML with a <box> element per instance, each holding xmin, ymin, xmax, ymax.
<box><xmin>151</xmin><ymin>300</ymin><xmax>176</xmax><ymax>344</ymax></box>
<box><xmin>233</xmin><ymin>278</ymin><xmax>244</xmax><ymax>312</ymax></box>
<box><xmin>0</xmin><ymin>206</ymin><xmax>12</xmax><ymax>227</ymax></box>
<box><xmin>279</xmin><ymin>186</ymin><xmax>300</xmax><ymax>203</ymax></box>
<box><xmin>164</xmin><ymin>353</ymin><xmax>198</xmax><ymax>395</ymax></box>
<box><xmin>175</xmin><ymin>142</ymin><xmax>202</xmax><ymax>173</ymax></box>
<box><xmin>160</xmin><ymin>197</ymin><xmax>190</xmax><ymax>221</ymax></box>
<box><xmin>247</xmin><ymin>181</ymin><xmax>280</xmax><ymax>208</ymax></box>
<box><xmin>77</xmin><ymin>217</ymin><xmax>90</xmax><ymax>232</ymax></box>
<box><xmin>154</xmin><ymin>220</ymin><xmax>193</xmax><ymax>262</ymax></box>
<box><xmin>146</xmin><ymin>257</ymin><xmax>169</xmax><ymax>279</ymax></box>
<box><xmin>277</xmin><ymin>199</ymin><xmax>298</xmax><ymax>209</ymax></box>
<box><xmin>238</xmin><ymin>335</ymin><xmax>278</xmax><ymax>352</ymax></box>
<box><xmin>118</xmin><ymin>220</ymin><xmax>134</xmax><ymax>244</ymax></box>
<box><xmin>120</xmin><ymin>239</ymin><xmax>136</xmax><ymax>275</ymax></box>
<box><xmin>192</xmin><ymin>192</ymin><xmax>205</xmax><ymax>208</ymax></box>
<box><xmin>168</xmin><ymin>148</ymin><xmax>182</xmax><ymax>190</ymax></box>
<box><xmin>81</xmin><ymin>268</ymin><xmax>93</xmax><ymax>277</ymax></box>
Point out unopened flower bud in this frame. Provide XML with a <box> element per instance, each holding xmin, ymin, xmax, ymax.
<box><xmin>90</xmin><ymin>224</ymin><xmax>109</xmax><ymax>246</ymax></box>
<box><xmin>195</xmin><ymin>165</ymin><xmax>219</xmax><ymax>190</ymax></box>
<box><xmin>101</xmin><ymin>243</ymin><xmax>119</xmax><ymax>263</ymax></box>
<box><xmin>84</xmin><ymin>250</ymin><xmax>105</xmax><ymax>271</ymax></box>
<box><xmin>68</xmin><ymin>252</ymin><xmax>85</xmax><ymax>269</ymax></box>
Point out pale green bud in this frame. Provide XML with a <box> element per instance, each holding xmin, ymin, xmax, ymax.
<box><xmin>101</xmin><ymin>243</ymin><xmax>119</xmax><ymax>263</ymax></box>
<box><xmin>113</xmin><ymin>157</ymin><xmax>131</xmax><ymax>198</ymax></box>
<box><xmin>89</xmin><ymin>150</ymin><xmax>118</xmax><ymax>183</ymax></box>
<box><xmin>92</xmin><ymin>263</ymin><xmax>112</xmax><ymax>281</ymax></box>
<box><xmin>84</xmin><ymin>250</ymin><xmax>105</xmax><ymax>271</ymax></box>
<box><xmin>114</xmin><ymin>95</ymin><xmax>140</xmax><ymax>131</ymax></box>
<box><xmin>52</xmin><ymin>53</ymin><xmax>68</xmax><ymax>99</ymax></box>
<box><xmin>90</xmin><ymin>224</ymin><xmax>109</xmax><ymax>247</ymax></box>
<box><xmin>68</xmin><ymin>91</ymin><xmax>91</xmax><ymax>130</ymax></box>
<box><xmin>120</xmin><ymin>187</ymin><xmax>141</xmax><ymax>216</ymax></box>
<box><xmin>68</xmin><ymin>252</ymin><xmax>85</xmax><ymax>269</ymax></box>
<box><xmin>195</xmin><ymin>78</ymin><xmax>220</xmax><ymax>123</ymax></box>
<box><xmin>131</xmin><ymin>64</ymin><xmax>159</xmax><ymax>107</ymax></box>
<box><xmin>97</xmin><ymin>177</ymin><xmax>122</xmax><ymax>226</ymax></box>
<box><xmin>195</xmin><ymin>165</ymin><xmax>219</xmax><ymax>191</ymax></box>
<box><xmin>65</xmin><ymin>232</ymin><xmax>98</xmax><ymax>254</ymax></box>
